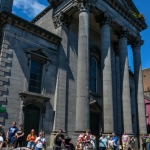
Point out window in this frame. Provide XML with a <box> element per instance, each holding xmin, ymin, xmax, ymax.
<box><xmin>29</xmin><ymin>59</ymin><xmax>43</xmax><ymax>93</ymax></box>
<box><xmin>90</xmin><ymin>58</ymin><xmax>97</xmax><ymax>93</ymax></box>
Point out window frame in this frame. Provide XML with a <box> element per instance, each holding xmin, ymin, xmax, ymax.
<box><xmin>28</xmin><ymin>59</ymin><xmax>43</xmax><ymax>94</ymax></box>
<box><xmin>25</xmin><ymin>48</ymin><xmax>50</xmax><ymax>95</ymax></box>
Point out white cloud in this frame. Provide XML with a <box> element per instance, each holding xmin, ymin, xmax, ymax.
<box><xmin>13</xmin><ymin>0</ymin><xmax>47</xmax><ymax>19</ymax></box>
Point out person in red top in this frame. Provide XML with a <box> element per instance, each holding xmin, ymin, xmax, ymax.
<box><xmin>76</xmin><ymin>133</ymin><xmax>85</xmax><ymax>150</ymax></box>
<box><xmin>83</xmin><ymin>130</ymin><xmax>91</xmax><ymax>150</ymax></box>
<box><xmin>26</xmin><ymin>129</ymin><xmax>37</xmax><ymax>150</ymax></box>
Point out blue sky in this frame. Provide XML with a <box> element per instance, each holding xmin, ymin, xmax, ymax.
<box><xmin>129</xmin><ymin>0</ymin><xmax>150</xmax><ymax>71</ymax></box>
<box><xmin>12</xmin><ymin>0</ymin><xmax>150</xmax><ymax>70</ymax></box>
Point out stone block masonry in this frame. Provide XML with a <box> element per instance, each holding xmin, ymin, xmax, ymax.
<box><xmin>0</xmin><ymin>33</ymin><xmax>13</xmax><ymax>124</ymax></box>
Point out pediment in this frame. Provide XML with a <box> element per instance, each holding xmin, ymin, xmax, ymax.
<box><xmin>26</xmin><ymin>48</ymin><xmax>48</xmax><ymax>58</ymax></box>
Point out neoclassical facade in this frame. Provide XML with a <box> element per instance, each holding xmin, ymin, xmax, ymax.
<box><xmin>0</xmin><ymin>0</ymin><xmax>147</xmax><ymax>148</ymax></box>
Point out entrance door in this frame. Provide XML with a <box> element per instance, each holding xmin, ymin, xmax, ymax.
<box><xmin>90</xmin><ymin>112</ymin><xmax>100</xmax><ymax>149</ymax></box>
<box><xmin>24</xmin><ymin>105</ymin><xmax>40</xmax><ymax>141</ymax></box>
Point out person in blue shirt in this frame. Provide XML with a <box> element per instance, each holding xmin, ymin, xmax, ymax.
<box><xmin>112</xmin><ymin>133</ymin><xmax>119</xmax><ymax>150</ymax></box>
<box><xmin>6</xmin><ymin>121</ymin><xmax>18</xmax><ymax>150</ymax></box>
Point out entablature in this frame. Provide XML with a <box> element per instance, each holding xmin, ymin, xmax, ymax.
<box><xmin>0</xmin><ymin>11</ymin><xmax>62</xmax><ymax>45</ymax></box>
<box><xmin>103</xmin><ymin>0</ymin><xmax>147</xmax><ymax>32</ymax></box>
<box><xmin>51</xmin><ymin>0</ymin><xmax>146</xmax><ymax>39</ymax></box>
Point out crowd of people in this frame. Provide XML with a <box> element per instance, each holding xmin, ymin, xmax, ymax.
<box><xmin>76</xmin><ymin>130</ymin><xmax>96</xmax><ymax>150</ymax></box>
<box><xmin>1</xmin><ymin>122</ymin><xmax>150</xmax><ymax>150</ymax></box>
<box><xmin>98</xmin><ymin>132</ymin><xmax>136</xmax><ymax>150</ymax></box>
<box><xmin>0</xmin><ymin>121</ymin><xmax>46</xmax><ymax>150</ymax></box>
<box><xmin>75</xmin><ymin>131</ymin><xmax>118</xmax><ymax>150</ymax></box>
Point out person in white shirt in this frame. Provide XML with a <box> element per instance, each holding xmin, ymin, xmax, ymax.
<box><xmin>35</xmin><ymin>132</ymin><xmax>46</xmax><ymax>150</ymax></box>
<box><xmin>0</xmin><ymin>132</ymin><xmax>4</xmax><ymax>149</ymax></box>
<box><xmin>122</xmin><ymin>132</ymin><xmax>129</xmax><ymax>150</ymax></box>
<box><xmin>108</xmin><ymin>137</ymin><xmax>114</xmax><ymax>150</ymax></box>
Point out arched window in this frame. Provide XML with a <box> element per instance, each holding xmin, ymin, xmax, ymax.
<box><xmin>90</xmin><ymin>57</ymin><xmax>97</xmax><ymax>93</ymax></box>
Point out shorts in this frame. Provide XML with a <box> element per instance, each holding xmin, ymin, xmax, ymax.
<box><xmin>35</xmin><ymin>147</ymin><xmax>42</xmax><ymax>150</ymax></box>
<box><xmin>123</xmin><ymin>142</ymin><xmax>128</xmax><ymax>148</ymax></box>
<box><xmin>27</xmin><ymin>141</ymin><xmax>35</xmax><ymax>148</ymax></box>
<box><xmin>7</xmin><ymin>137</ymin><xmax>15</xmax><ymax>144</ymax></box>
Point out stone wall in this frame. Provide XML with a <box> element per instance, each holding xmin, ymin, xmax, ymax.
<box><xmin>0</xmin><ymin>24</ymin><xmax>58</xmax><ymax>141</ymax></box>
<box><xmin>34</xmin><ymin>9</ymin><xmax>56</xmax><ymax>35</ymax></box>
<box><xmin>143</xmin><ymin>68</ymin><xmax>150</xmax><ymax>97</ymax></box>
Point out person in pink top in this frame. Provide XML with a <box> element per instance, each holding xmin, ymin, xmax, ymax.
<box><xmin>76</xmin><ymin>133</ymin><xmax>85</xmax><ymax>150</ymax></box>
<box><xmin>122</xmin><ymin>132</ymin><xmax>129</xmax><ymax>150</ymax></box>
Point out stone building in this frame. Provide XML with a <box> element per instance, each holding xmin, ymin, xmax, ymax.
<box><xmin>143</xmin><ymin>68</ymin><xmax>150</xmax><ymax>98</ymax></box>
<box><xmin>0</xmin><ymin>0</ymin><xmax>147</xmax><ymax>148</ymax></box>
<box><xmin>142</xmin><ymin>69</ymin><xmax>150</xmax><ymax>133</ymax></box>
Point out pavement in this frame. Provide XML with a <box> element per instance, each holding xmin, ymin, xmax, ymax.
<box><xmin>1</xmin><ymin>148</ymin><xmax>30</xmax><ymax>150</ymax></box>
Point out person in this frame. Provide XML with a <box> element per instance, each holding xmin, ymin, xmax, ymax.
<box><xmin>26</xmin><ymin>129</ymin><xmax>37</xmax><ymax>150</ymax></box>
<box><xmin>0</xmin><ymin>132</ymin><xmax>4</xmax><ymax>149</ymax></box>
<box><xmin>35</xmin><ymin>132</ymin><xmax>46</xmax><ymax>150</ymax></box>
<box><xmin>76</xmin><ymin>133</ymin><xmax>85</xmax><ymax>150</ymax></box>
<box><xmin>107</xmin><ymin>136</ymin><xmax>114</xmax><ymax>150</ymax></box>
<box><xmin>112</xmin><ymin>133</ymin><xmax>119</xmax><ymax>150</ymax></box>
<box><xmin>141</xmin><ymin>134</ymin><xmax>147</xmax><ymax>150</ymax></box>
<box><xmin>6</xmin><ymin>121</ymin><xmax>18</xmax><ymax>150</ymax></box>
<box><xmin>14</xmin><ymin>124</ymin><xmax>24</xmax><ymax>148</ymax></box>
<box><xmin>0</xmin><ymin>124</ymin><xmax>6</xmax><ymax>141</ymax></box>
<box><xmin>107</xmin><ymin>134</ymin><xmax>111</xmax><ymax>141</ymax></box>
<box><xmin>53</xmin><ymin>129</ymin><xmax>65</xmax><ymax>150</ymax></box>
<box><xmin>83</xmin><ymin>130</ymin><xmax>91</xmax><ymax>150</ymax></box>
<box><xmin>90</xmin><ymin>134</ymin><xmax>96</xmax><ymax>150</ymax></box>
<box><xmin>129</xmin><ymin>136</ymin><xmax>136</xmax><ymax>150</ymax></box>
<box><xmin>99</xmin><ymin>134</ymin><xmax>107</xmax><ymax>150</ymax></box>
<box><xmin>147</xmin><ymin>134</ymin><xmax>150</xmax><ymax>150</ymax></box>
<box><xmin>122</xmin><ymin>132</ymin><xmax>129</xmax><ymax>150</ymax></box>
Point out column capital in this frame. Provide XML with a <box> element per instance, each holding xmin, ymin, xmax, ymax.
<box><xmin>131</xmin><ymin>38</ymin><xmax>144</xmax><ymax>50</ymax></box>
<box><xmin>53</xmin><ymin>12</ymin><xmax>72</xmax><ymax>29</ymax></box>
<box><xmin>73</xmin><ymin>0</ymin><xmax>97</xmax><ymax>13</ymax></box>
<box><xmin>78</xmin><ymin>2</ymin><xmax>89</xmax><ymax>12</ymax></box>
<box><xmin>95</xmin><ymin>12</ymin><xmax>113</xmax><ymax>26</ymax></box>
<box><xmin>118</xmin><ymin>26</ymin><xmax>129</xmax><ymax>39</ymax></box>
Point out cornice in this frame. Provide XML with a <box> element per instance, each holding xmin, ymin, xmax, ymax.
<box><xmin>53</xmin><ymin>0</ymin><xmax>75</xmax><ymax>16</ymax></box>
<box><xmin>48</xmin><ymin>0</ymin><xmax>64</xmax><ymax>8</ymax></box>
<box><xmin>103</xmin><ymin>0</ymin><xmax>147</xmax><ymax>31</ymax></box>
<box><xmin>0</xmin><ymin>11</ymin><xmax>61</xmax><ymax>45</ymax></box>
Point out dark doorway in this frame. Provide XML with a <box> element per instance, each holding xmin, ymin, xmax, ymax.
<box><xmin>90</xmin><ymin>112</ymin><xmax>100</xmax><ymax>149</ymax></box>
<box><xmin>24</xmin><ymin>104</ymin><xmax>40</xmax><ymax>144</ymax></box>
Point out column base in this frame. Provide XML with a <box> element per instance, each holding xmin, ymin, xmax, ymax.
<box><xmin>49</xmin><ymin>131</ymin><xmax>57</xmax><ymax>149</ymax></box>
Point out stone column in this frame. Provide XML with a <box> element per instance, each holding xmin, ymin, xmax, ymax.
<box><xmin>119</xmin><ymin>27</ymin><xmax>133</xmax><ymax>134</ymax></box>
<box><xmin>49</xmin><ymin>12</ymin><xmax>71</xmax><ymax>148</ymax></box>
<box><xmin>52</xmin><ymin>12</ymin><xmax>71</xmax><ymax>132</ymax></box>
<box><xmin>75</xmin><ymin>2</ymin><xmax>90</xmax><ymax>132</ymax></box>
<box><xmin>132</xmin><ymin>38</ymin><xmax>147</xmax><ymax>134</ymax></box>
<box><xmin>100</xmin><ymin>14</ymin><xmax>114</xmax><ymax>133</ymax></box>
